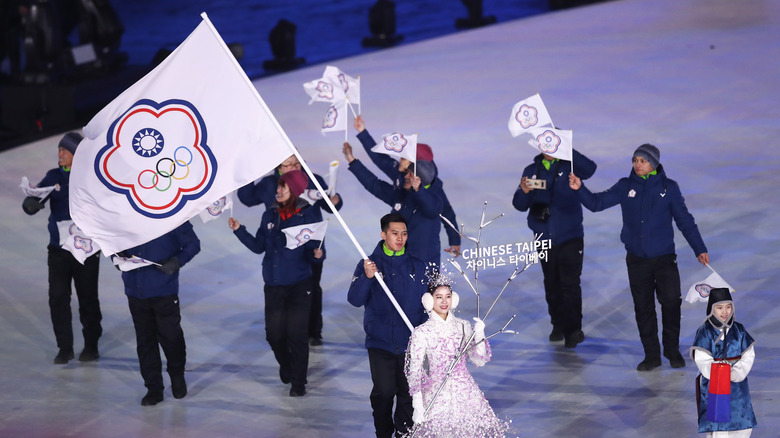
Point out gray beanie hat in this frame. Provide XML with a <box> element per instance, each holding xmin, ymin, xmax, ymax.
<box><xmin>414</xmin><ymin>160</ymin><xmax>436</xmax><ymax>186</ymax></box>
<box><xmin>633</xmin><ymin>143</ymin><xmax>660</xmax><ymax>170</ymax></box>
<box><xmin>58</xmin><ymin>132</ymin><xmax>84</xmax><ymax>155</ymax></box>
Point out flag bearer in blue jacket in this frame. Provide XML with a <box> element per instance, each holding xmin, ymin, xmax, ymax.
<box><xmin>348</xmin><ymin>212</ymin><xmax>428</xmax><ymax>438</ymax></box>
<box><xmin>120</xmin><ymin>221</ymin><xmax>201</xmax><ymax>406</ymax></box>
<box><xmin>570</xmin><ymin>143</ymin><xmax>709</xmax><ymax>371</ymax></box>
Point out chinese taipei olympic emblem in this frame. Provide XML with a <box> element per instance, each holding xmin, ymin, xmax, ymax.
<box><xmin>694</xmin><ymin>283</ymin><xmax>714</xmax><ymax>300</ymax></box>
<box><xmin>515</xmin><ymin>104</ymin><xmax>539</xmax><ymax>129</ymax></box>
<box><xmin>383</xmin><ymin>133</ymin><xmax>408</xmax><ymax>153</ymax></box>
<box><xmin>94</xmin><ymin>98</ymin><xmax>218</xmax><ymax>218</ymax></box>
<box><xmin>295</xmin><ymin>228</ymin><xmax>315</xmax><ymax>247</ymax></box>
<box><xmin>535</xmin><ymin>129</ymin><xmax>561</xmax><ymax>154</ymax></box>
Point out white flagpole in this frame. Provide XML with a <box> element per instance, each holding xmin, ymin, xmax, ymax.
<box><xmin>318</xmin><ymin>219</ymin><xmax>328</xmax><ymax>250</ymax></box>
<box><xmin>347</xmin><ymin>98</ymin><xmax>358</xmax><ymax>119</ymax></box>
<box><xmin>200</xmin><ymin>13</ymin><xmax>414</xmax><ymax>332</ymax></box>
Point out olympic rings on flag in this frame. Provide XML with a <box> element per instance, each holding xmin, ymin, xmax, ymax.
<box><xmin>136</xmin><ymin>146</ymin><xmax>195</xmax><ymax>192</ymax></box>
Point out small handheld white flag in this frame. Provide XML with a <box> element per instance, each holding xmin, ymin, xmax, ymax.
<box><xmin>282</xmin><ymin>221</ymin><xmax>328</xmax><ymax>249</ymax></box>
<box><xmin>527</xmin><ymin>127</ymin><xmax>573</xmax><ymax>161</ymax></box>
<box><xmin>685</xmin><ymin>271</ymin><xmax>735</xmax><ymax>304</ymax></box>
<box><xmin>57</xmin><ymin>220</ymin><xmax>101</xmax><ymax>263</ymax></box>
<box><xmin>111</xmin><ymin>254</ymin><xmax>159</xmax><ymax>272</ymax></box>
<box><xmin>303</xmin><ymin>77</ymin><xmax>346</xmax><ymax>105</ymax></box>
<box><xmin>508</xmin><ymin>94</ymin><xmax>553</xmax><ymax>137</ymax></box>
<box><xmin>326</xmin><ymin>160</ymin><xmax>339</xmax><ymax>196</ymax></box>
<box><xmin>20</xmin><ymin>177</ymin><xmax>58</xmax><ymax>198</ymax></box>
<box><xmin>372</xmin><ymin>133</ymin><xmax>417</xmax><ymax>163</ymax></box>
<box><xmin>323</xmin><ymin>65</ymin><xmax>360</xmax><ymax>105</ymax></box>
<box><xmin>321</xmin><ymin>100</ymin><xmax>348</xmax><ymax>134</ymax></box>
<box><xmin>198</xmin><ymin>193</ymin><xmax>234</xmax><ymax>223</ymax></box>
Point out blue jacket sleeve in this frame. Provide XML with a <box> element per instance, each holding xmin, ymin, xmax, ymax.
<box><xmin>577</xmin><ymin>179</ymin><xmax>624</xmax><ymax>213</ymax></box>
<box><xmin>572</xmin><ymin>149</ymin><xmax>597</xmax><ymax>180</ymax></box>
<box><xmin>668</xmin><ymin>181</ymin><xmax>708</xmax><ymax>256</ymax></box>
<box><xmin>233</xmin><ymin>223</ymin><xmax>266</xmax><ymax>254</ymax></box>
<box><xmin>347</xmin><ymin>259</ymin><xmax>372</xmax><ymax>307</ymax></box>
<box><xmin>357</xmin><ymin>129</ymin><xmax>399</xmax><ymax>179</ymax></box>
<box><xmin>237</xmin><ymin>175</ymin><xmax>277</xmax><ymax>208</ymax></box>
<box><xmin>408</xmin><ymin>186</ymin><xmax>443</xmax><ymax>219</ymax></box>
<box><xmin>439</xmin><ymin>190</ymin><xmax>461</xmax><ymax>246</ymax></box>
<box><xmin>512</xmin><ymin>164</ymin><xmax>537</xmax><ymax>212</ymax></box>
<box><xmin>312</xmin><ymin>174</ymin><xmax>344</xmax><ymax>213</ymax></box>
<box><xmin>347</xmin><ymin>159</ymin><xmax>396</xmax><ymax>206</ymax></box>
<box><xmin>173</xmin><ymin>221</ymin><xmax>201</xmax><ymax>267</ymax></box>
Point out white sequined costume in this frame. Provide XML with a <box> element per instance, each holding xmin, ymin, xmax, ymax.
<box><xmin>404</xmin><ymin>313</ymin><xmax>510</xmax><ymax>437</ymax></box>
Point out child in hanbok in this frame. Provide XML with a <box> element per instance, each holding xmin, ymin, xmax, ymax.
<box><xmin>404</xmin><ymin>281</ymin><xmax>509</xmax><ymax>437</ymax></box>
<box><xmin>690</xmin><ymin>288</ymin><xmax>757</xmax><ymax>437</ymax></box>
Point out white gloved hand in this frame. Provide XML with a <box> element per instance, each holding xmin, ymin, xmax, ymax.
<box><xmin>473</xmin><ymin>317</ymin><xmax>486</xmax><ymax>342</ymax></box>
<box><xmin>412</xmin><ymin>392</ymin><xmax>425</xmax><ymax>424</ymax></box>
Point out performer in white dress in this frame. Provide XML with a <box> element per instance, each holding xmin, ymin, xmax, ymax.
<box><xmin>404</xmin><ymin>280</ymin><xmax>510</xmax><ymax>437</ymax></box>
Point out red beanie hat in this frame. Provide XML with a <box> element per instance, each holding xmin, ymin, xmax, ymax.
<box><xmin>280</xmin><ymin>170</ymin><xmax>308</xmax><ymax>198</ymax></box>
<box><xmin>416</xmin><ymin>143</ymin><xmax>433</xmax><ymax>162</ymax></box>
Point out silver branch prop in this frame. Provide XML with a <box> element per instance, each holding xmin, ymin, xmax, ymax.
<box><xmin>410</xmin><ymin>203</ymin><xmax>529</xmax><ymax>437</ymax></box>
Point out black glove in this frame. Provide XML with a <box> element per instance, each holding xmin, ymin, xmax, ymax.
<box><xmin>157</xmin><ymin>256</ymin><xmax>180</xmax><ymax>275</ymax></box>
<box><xmin>22</xmin><ymin>197</ymin><xmax>45</xmax><ymax>215</ymax></box>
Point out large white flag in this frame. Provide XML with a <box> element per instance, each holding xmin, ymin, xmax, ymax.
<box><xmin>685</xmin><ymin>271</ymin><xmax>735</xmax><ymax>304</ymax></box>
<box><xmin>282</xmin><ymin>221</ymin><xmax>328</xmax><ymax>250</ymax></box>
<box><xmin>57</xmin><ymin>220</ymin><xmax>101</xmax><ymax>263</ymax></box>
<box><xmin>321</xmin><ymin>99</ymin><xmax>348</xmax><ymax>134</ymax></box>
<box><xmin>198</xmin><ymin>192</ymin><xmax>233</xmax><ymax>223</ymax></box>
<box><xmin>371</xmin><ymin>133</ymin><xmax>417</xmax><ymax>163</ymax></box>
<box><xmin>323</xmin><ymin>65</ymin><xmax>360</xmax><ymax>105</ymax></box>
<box><xmin>508</xmin><ymin>93</ymin><xmax>553</xmax><ymax>137</ymax></box>
<box><xmin>69</xmin><ymin>15</ymin><xmax>292</xmax><ymax>255</ymax></box>
<box><xmin>303</xmin><ymin>77</ymin><xmax>346</xmax><ymax>105</ymax></box>
<box><xmin>527</xmin><ymin>127</ymin><xmax>573</xmax><ymax>161</ymax></box>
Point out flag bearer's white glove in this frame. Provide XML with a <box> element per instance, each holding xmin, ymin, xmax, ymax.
<box><xmin>412</xmin><ymin>392</ymin><xmax>425</xmax><ymax>424</ymax></box>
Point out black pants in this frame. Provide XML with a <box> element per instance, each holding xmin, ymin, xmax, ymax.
<box><xmin>127</xmin><ymin>295</ymin><xmax>186</xmax><ymax>391</ymax></box>
<box><xmin>308</xmin><ymin>263</ymin><xmax>323</xmax><ymax>339</ymax></box>
<box><xmin>367</xmin><ymin>348</ymin><xmax>413</xmax><ymax>438</ymax></box>
<box><xmin>539</xmin><ymin>237</ymin><xmax>584</xmax><ymax>335</ymax></box>
<box><xmin>47</xmin><ymin>246</ymin><xmax>102</xmax><ymax>350</ymax></box>
<box><xmin>264</xmin><ymin>277</ymin><xmax>312</xmax><ymax>387</ymax></box>
<box><xmin>626</xmin><ymin>252</ymin><xmax>681</xmax><ymax>359</ymax></box>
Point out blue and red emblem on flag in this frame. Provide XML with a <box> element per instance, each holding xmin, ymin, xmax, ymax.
<box><xmin>383</xmin><ymin>133</ymin><xmax>408</xmax><ymax>153</ymax></box>
<box><xmin>707</xmin><ymin>362</ymin><xmax>731</xmax><ymax>422</ymax></box>
<box><xmin>322</xmin><ymin>105</ymin><xmax>340</xmax><ymax>129</ymax></box>
<box><xmin>94</xmin><ymin>98</ymin><xmax>217</xmax><ymax>218</ymax></box>
<box><xmin>515</xmin><ymin>104</ymin><xmax>540</xmax><ymax>129</ymax></box>
<box><xmin>695</xmin><ymin>283</ymin><xmax>713</xmax><ymax>300</ymax></box>
<box><xmin>534</xmin><ymin>129</ymin><xmax>562</xmax><ymax>154</ymax></box>
<box><xmin>295</xmin><ymin>227</ymin><xmax>315</xmax><ymax>247</ymax></box>
<box><xmin>315</xmin><ymin>81</ymin><xmax>336</xmax><ymax>100</ymax></box>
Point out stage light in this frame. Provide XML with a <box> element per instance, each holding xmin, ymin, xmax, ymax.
<box><xmin>76</xmin><ymin>0</ymin><xmax>124</xmax><ymax>55</ymax></box>
<box><xmin>21</xmin><ymin>0</ymin><xmax>65</xmax><ymax>82</ymax></box>
<box><xmin>227</xmin><ymin>43</ymin><xmax>244</xmax><ymax>61</ymax></box>
<box><xmin>262</xmin><ymin>19</ymin><xmax>305</xmax><ymax>72</ymax></box>
<box><xmin>362</xmin><ymin>0</ymin><xmax>403</xmax><ymax>48</ymax></box>
<box><xmin>455</xmin><ymin>0</ymin><xmax>496</xmax><ymax>30</ymax></box>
